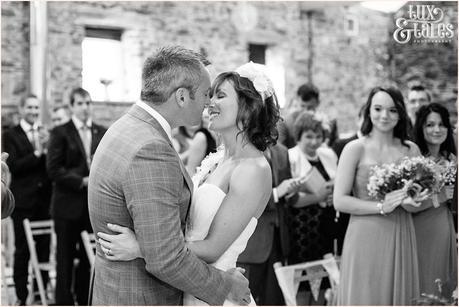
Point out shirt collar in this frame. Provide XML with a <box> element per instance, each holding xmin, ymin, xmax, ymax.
<box><xmin>20</xmin><ymin>119</ymin><xmax>38</xmax><ymax>132</ymax></box>
<box><xmin>72</xmin><ymin>115</ymin><xmax>92</xmax><ymax>130</ymax></box>
<box><xmin>136</xmin><ymin>101</ymin><xmax>173</xmax><ymax>143</ymax></box>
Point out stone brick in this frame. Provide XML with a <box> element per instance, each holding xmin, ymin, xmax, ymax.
<box><xmin>1</xmin><ymin>1</ymin><xmax>456</xmax><ymax>134</ymax></box>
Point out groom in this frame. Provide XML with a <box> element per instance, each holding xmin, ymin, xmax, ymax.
<box><xmin>88</xmin><ymin>46</ymin><xmax>250</xmax><ymax>305</ymax></box>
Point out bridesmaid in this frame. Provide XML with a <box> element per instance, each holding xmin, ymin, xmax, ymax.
<box><xmin>334</xmin><ymin>86</ymin><xmax>422</xmax><ymax>305</ymax></box>
<box><xmin>412</xmin><ymin>103</ymin><xmax>457</xmax><ymax>296</ymax></box>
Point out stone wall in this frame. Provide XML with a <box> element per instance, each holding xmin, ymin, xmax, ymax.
<box><xmin>1</xmin><ymin>1</ymin><xmax>30</xmax><ymax>126</ymax></box>
<box><xmin>390</xmin><ymin>1</ymin><xmax>458</xmax><ymax>118</ymax></box>
<box><xmin>1</xmin><ymin>1</ymin><xmax>437</xmax><ymax>134</ymax></box>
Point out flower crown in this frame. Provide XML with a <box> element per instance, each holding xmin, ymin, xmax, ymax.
<box><xmin>235</xmin><ymin>61</ymin><xmax>275</xmax><ymax>102</ymax></box>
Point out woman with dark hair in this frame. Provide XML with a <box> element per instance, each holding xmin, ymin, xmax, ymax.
<box><xmin>411</xmin><ymin>103</ymin><xmax>457</xmax><ymax>296</ymax></box>
<box><xmin>184</xmin><ymin>110</ymin><xmax>217</xmax><ymax>176</ymax></box>
<box><xmin>334</xmin><ymin>86</ymin><xmax>423</xmax><ymax>305</ymax></box>
<box><xmin>96</xmin><ymin>62</ymin><xmax>281</xmax><ymax>305</ymax></box>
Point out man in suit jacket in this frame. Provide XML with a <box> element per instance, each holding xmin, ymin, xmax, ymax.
<box><xmin>278</xmin><ymin>83</ymin><xmax>338</xmax><ymax>149</ymax></box>
<box><xmin>2</xmin><ymin>95</ymin><xmax>52</xmax><ymax>305</ymax></box>
<box><xmin>237</xmin><ymin>143</ymin><xmax>299</xmax><ymax>305</ymax></box>
<box><xmin>88</xmin><ymin>46</ymin><xmax>249</xmax><ymax>305</ymax></box>
<box><xmin>47</xmin><ymin>87</ymin><xmax>106</xmax><ymax>305</ymax></box>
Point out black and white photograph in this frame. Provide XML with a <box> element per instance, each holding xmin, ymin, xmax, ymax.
<box><xmin>0</xmin><ymin>0</ymin><xmax>457</xmax><ymax>305</ymax></box>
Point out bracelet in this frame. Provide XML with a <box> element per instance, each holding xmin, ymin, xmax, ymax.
<box><xmin>376</xmin><ymin>202</ymin><xmax>386</xmax><ymax>216</ymax></box>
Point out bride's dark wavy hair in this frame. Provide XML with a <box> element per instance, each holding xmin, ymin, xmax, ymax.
<box><xmin>210</xmin><ymin>72</ymin><xmax>281</xmax><ymax>151</ymax></box>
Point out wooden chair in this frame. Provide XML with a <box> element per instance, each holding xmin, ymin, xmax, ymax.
<box><xmin>80</xmin><ymin>231</ymin><xmax>96</xmax><ymax>268</ymax></box>
<box><xmin>274</xmin><ymin>256</ymin><xmax>340</xmax><ymax>306</ymax></box>
<box><xmin>23</xmin><ymin>219</ymin><xmax>56</xmax><ymax>305</ymax></box>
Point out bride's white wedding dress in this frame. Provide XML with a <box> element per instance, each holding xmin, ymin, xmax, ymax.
<box><xmin>183</xmin><ymin>182</ymin><xmax>257</xmax><ymax>306</ymax></box>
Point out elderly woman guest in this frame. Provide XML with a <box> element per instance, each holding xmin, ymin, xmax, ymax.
<box><xmin>287</xmin><ymin>111</ymin><xmax>338</xmax><ymax>304</ymax></box>
<box><xmin>412</xmin><ymin>103</ymin><xmax>457</xmax><ymax>296</ymax></box>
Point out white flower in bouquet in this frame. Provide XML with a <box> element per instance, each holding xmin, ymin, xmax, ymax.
<box><xmin>437</xmin><ymin>159</ymin><xmax>457</xmax><ymax>186</ymax></box>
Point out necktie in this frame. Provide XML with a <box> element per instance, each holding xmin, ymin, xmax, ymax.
<box><xmin>81</xmin><ymin>124</ymin><xmax>91</xmax><ymax>166</ymax></box>
<box><xmin>30</xmin><ymin>127</ymin><xmax>40</xmax><ymax>152</ymax></box>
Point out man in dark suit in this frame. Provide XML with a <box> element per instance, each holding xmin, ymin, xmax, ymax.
<box><xmin>237</xmin><ymin>143</ymin><xmax>299</xmax><ymax>305</ymax></box>
<box><xmin>2</xmin><ymin>95</ymin><xmax>52</xmax><ymax>305</ymax></box>
<box><xmin>47</xmin><ymin>88</ymin><xmax>106</xmax><ymax>305</ymax></box>
<box><xmin>278</xmin><ymin>83</ymin><xmax>338</xmax><ymax>149</ymax></box>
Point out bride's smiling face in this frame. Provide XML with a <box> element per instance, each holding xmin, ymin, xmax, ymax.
<box><xmin>208</xmin><ymin>80</ymin><xmax>239</xmax><ymax>132</ymax></box>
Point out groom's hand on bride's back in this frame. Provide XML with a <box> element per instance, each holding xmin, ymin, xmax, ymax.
<box><xmin>226</xmin><ymin>267</ymin><xmax>251</xmax><ymax>305</ymax></box>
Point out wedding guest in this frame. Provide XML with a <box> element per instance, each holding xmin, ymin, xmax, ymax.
<box><xmin>278</xmin><ymin>83</ymin><xmax>338</xmax><ymax>149</ymax></box>
<box><xmin>334</xmin><ymin>86</ymin><xmax>422</xmax><ymax>305</ymax></box>
<box><xmin>287</xmin><ymin>111</ymin><xmax>338</xmax><ymax>304</ymax></box>
<box><xmin>172</xmin><ymin>125</ymin><xmax>194</xmax><ymax>157</ymax></box>
<box><xmin>185</xmin><ymin>110</ymin><xmax>217</xmax><ymax>176</ymax></box>
<box><xmin>1</xmin><ymin>153</ymin><xmax>15</xmax><ymax>219</ymax></box>
<box><xmin>1</xmin><ymin>94</ymin><xmax>52</xmax><ymax>305</ymax></box>
<box><xmin>237</xmin><ymin>143</ymin><xmax>300</xmax><ymax>305</ymax></box>
<box><xmin>47</xmin><ymin>87</ymin><xmax>106</xmax><ymax>305</ymax></box>
<box><xmin>406</xmin><ymin>85</ymin><xmax>431</xmax><ymax>127</ymax></box>
<box><xmin>412</xmin><ymin>103</ymin><xmax>457</xmax><ymax>296</ymax></box>
<box><xmin>51</xmin><ymin>104</ymin><xmax>71</xmax><ymax>128</ymax></box>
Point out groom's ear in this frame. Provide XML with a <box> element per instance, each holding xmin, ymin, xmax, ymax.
<box><xmin>175</xmin><ymin>88</ymin><xmax>189</xmax><ymax>108</ymax></box>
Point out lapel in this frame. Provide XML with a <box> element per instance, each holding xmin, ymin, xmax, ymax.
<box><xmin>268</xmin><ymin>147</ymin><xmax>280</xmax><ymax>187</ymax></box>
<box><xmin>15</xmin><ymin>125</ymin><xmax>34</xmax><ymax>152</ymax></box>
<box><xmin>66</xmin><ymin>120</ymin><xmax>88</xmax><ymax>161</ymax></box>
<box><xmin>127</xmin><ymin>105</ymin><xmax>194</xmax><ymax>194</ymax></box>
<box><xmin>90</xmin><ymin>124</ymin><xmax>103</xmax><ymax>155</ymax></box>
<box><xmin>265</xmin><ymin>147</ymin><xmax>279</xmax><ymax>187</ymax></box>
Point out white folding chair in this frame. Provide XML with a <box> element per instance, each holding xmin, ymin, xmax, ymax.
<box><xmin>274</xmin><ymin>256</ymin><xmax>340</xmax><ymax>306</ymax></box>
<box><xmin>23</xmin><ymin>219</ymin><xmax>56</xmax><ymax>305</ymax></box>
<box><xmin>80</xmin><ymin>231</ymin><xmax>96</xmax><ymax>268</ymax></box>
<box><xmin>1</xmin><ymin>243</ymin><xmax>15</xmax><ymax>305</ymax></box>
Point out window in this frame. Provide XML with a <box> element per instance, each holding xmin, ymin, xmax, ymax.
<box><xmin>249</xmin><ymin>44</ymin><xmax>267</xmax><ymax>64</ymax></box>
<box><xmin>82</xmin><ymin>27</ymin><xmax>125</xmax><ymax>101</ymax></box>
<box><xmin>247</xmin><ymin>44</ymin><xmax>286</xmax><ymax>108</ymax></box>
<box><xmin>345</xmin><ymin>16</ymin><xmax>359</xmax><ymax>36</ymax></box>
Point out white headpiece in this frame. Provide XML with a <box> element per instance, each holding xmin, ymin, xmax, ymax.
<box><xmin>235</xmin><ymin>61</ymin><xmax>275</xmax><ymax>102</ymax></box>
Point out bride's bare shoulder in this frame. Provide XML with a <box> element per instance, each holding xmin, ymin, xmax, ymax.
<box><xmin>231</xmin><ymin>155</ymin><xmax>271</xmax><ymax>186</ymax></box>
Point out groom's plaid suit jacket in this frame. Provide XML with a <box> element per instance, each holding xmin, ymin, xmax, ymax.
<box><xmin>88</xmin><ymin>105</ymin><xmax>232</xmax><ymax>305</ymax></box>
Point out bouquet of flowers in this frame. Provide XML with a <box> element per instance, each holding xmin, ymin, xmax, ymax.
<box><xmin>367</xmin><ymin>156</ymin><xmax>443</xmax><ymax>203</ymax></box>
<box><xmin>437</xmin><ymin>159</ymin><xmax>457</xmax><ymax>186</ymax></box>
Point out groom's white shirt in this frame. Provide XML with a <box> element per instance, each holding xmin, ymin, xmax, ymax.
<box><xmin>136</xmin><ymin>100</ymin><xmax>173</xmax><ymax>143</ymax></box>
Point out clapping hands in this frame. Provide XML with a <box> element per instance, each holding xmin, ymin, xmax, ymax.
<box><xmin>1</xmin><ymin>153</ymin><xmax>11</xmax><ymax>187</ymax></box>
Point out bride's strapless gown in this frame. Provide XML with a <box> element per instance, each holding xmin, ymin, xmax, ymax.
<box><xmin>183</xmin><ymin>183</ymin><xmax>257</xmax><ymax>306</ymax></box>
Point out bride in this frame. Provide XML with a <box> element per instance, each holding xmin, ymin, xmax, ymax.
<box><xmin>96</xmin><ymin>62</ymin><xmax>280</xmax><ymax>305</ymax></box>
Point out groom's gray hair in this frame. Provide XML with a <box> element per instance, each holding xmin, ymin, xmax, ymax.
<box><xmin>141</xmin><ymin>46</ymin><xmax>208</xmax><ymax>105</ymax></box>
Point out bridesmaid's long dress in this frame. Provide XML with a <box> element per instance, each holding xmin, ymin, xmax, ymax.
<box><xmin>337</xmin><ymin>164</ymin><xmax>420</xmax><ymax>305</ymax></box>
<box><xmin>413</xmin><ymin>203</ymin><xmax>458</xmax><ymax>295</ymax></box>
